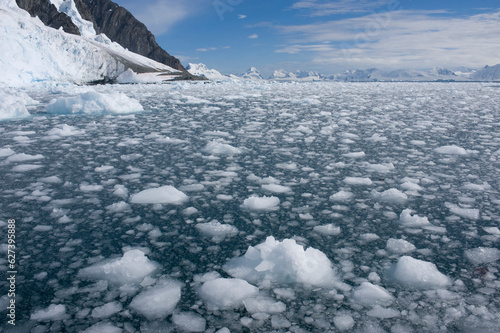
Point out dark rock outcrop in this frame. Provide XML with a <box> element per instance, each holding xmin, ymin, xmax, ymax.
<box><xmin>80</xmin><ymin>0</ymin><xmax>185</xmax><ymax>71</ymax></box>
<box><xmin>16</xmin><ymin>0</ymin><xmax>80</xmax><ymax>35</ymax></box>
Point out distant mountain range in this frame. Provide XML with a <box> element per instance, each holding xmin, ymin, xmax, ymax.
<box><xmin>188</xmin><ymin>64</ymin><xmax>500</xmax><ymax>82</ymax></box>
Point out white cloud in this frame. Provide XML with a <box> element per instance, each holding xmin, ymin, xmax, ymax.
<box><xmin>197</xmin><ymin>47</ymin><xmax>218</xmax><ymax>52</ymax></box>
<box><xmin>248</xmin><ymin>34</ymin><xmax>259</xmax><ymax>39</ymax></box>
<box><xmin>238</xmin><ymin>14</ymin><xmax>247</xmax><ymax>19</ymax></box>
<box><xmin>292</xmin><ymin>0</ymin><xmax>389</xmax><ymax>16</ymax></box>
<box><xmin>121</xmin><ymin>0</ymin><xmax>205</xmax><ymax>35</ymax></box>
<box><xmin>275</xmin><ymin>10</ymin><xmax>500</xmax><ymax>70</ymax></box>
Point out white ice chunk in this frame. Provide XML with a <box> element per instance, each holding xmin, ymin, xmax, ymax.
<box><xmin>130</xmin><ymin>186</ymin><xmax>188</xmax><ymax>205</ymax></box>
<box><xmin>399</xmin><ymin>209</ymin><xmax>431</xmax><ymax>227</ymax></box>
<box><xmin>129</xmin><ymin>281</ymin><xmax>182</xmax><ymax>320</ymax></box>
<box><xmin>195</xmin><ymin>221</ymin><xmax>239</xmax><ymax>242</ymax></box>
<box><xmin>366</xmin><ymin>305</ymin><xmax>400</xmax><ymax>318</ymax></box>
<box><xmin>172</xmin><ymin>312</ymin><xmax>206</xmax><ymax>332</ymax></box>
<box><xmin>352</xmin><ymin>282</ymin><xmax>394</xmax><ymax>306</ymax></box>
<box><xmin>46</xmin><ymin>91</ymin><xmax>143</xmax><ymax>115</ymax></box>
<box><xmin>344</xmin><ymin>177</ymin><xmax>373</xmax><ymax>185</ymax></box>
<box><xmin>333</xmin><ymin>314</ymin><xmax>355</xmax><ymax>331</ymax></box>
<box><xmin>464</xmin><ymin>247</ymin><xmax>500</xmax><ymax>265</ymax></box>
<box><xmin>388</xmin><ymin>256</ymin><xmax>451</xmax><ymax>289</ymax></box>
<box><xmin>261</xmin><ymin>184</ymin><xmax>292</xmax><ymax>193</ymax></box>
<box><xmin>0</xmin><ymin>90</ymin><xmax>32</xmax><ymax>120</ymax></box>
<box><xmin>243</xmin><ymin>296</ymin><xmax>286</xmax><ymax>314</ymax></box>
<box><xmin>0</xmin><ymin>148</ymin><xmax>15</xmax><ymax>157</ymax></box>
<box><xmin>313</xmin><ymin>224</ymin><xmax>341</xmax><ymax>236</ymax></box>
<box><xmin>6</xmin><ymin>153</ymin><xmax>44</xmax><ymax>163</ymax></box>
<box><xmin>241</xmin><ymin>196</ymin><xmax>280</xmax><ymax>212</ymax></box>
<box><xmin>330</xmin><ymin>190</ymin><xmax>353</xmax><ymax>202</ymax></box>
<box><xmin>371</xmin><ymin>188</ymin><xmax>408</xmax><ymax>204</ymax></box>
<box><xmin>80</xmin><ymin>184</ymin><xmax>103</xmax><ymax>192</ymax></box>
<box><xmin>385</xmin><ymin>238</ymin><xmax>416</xmax><ymax>254</ymax></box>
<box><xmin>30</xmin><ymin>304</ymin><xmax>67</xmax><ymax>321</ymax></box>
<box><xmin>435</xmin><ymin>145</ymin><xmax>468</xmax><ymax>155</ymax></box>
<box><xmin>203</xmin><ymin>141</ymin><xmax>241</xmax><ymax>155</ymax></box>
<box><xmin>199</xmin><ymin>278</ymin><xmax>259</xmax><ymax>310</ymax></box>
<box><xmin>365</xmin><ymin>163</ymin><xmax>395</xmax><ymax>173</ymax></box>
<box><xmin>82</xmin><ymin>322</ymin><xmax>122</xmax><ymax>333</ymax></box>
<box><xmin>445</xmin><ymin>203</ymin><xmax>479</xmax><ymax>220</ymax></box>
<box><xmin>91</xmin><ymin>301</ymin><xmax>122</xmax><ymax>319</ymax></box>
<box><xmin>47</xmin><ymin>124</ymin><xmax>85</xmax><ymax>137</ymax></box>
<box><xmin>224</xmin><ymin>236</ymin><xmax>338</xmax><ymax>288</ymax></box>
<box><xmin>77</xmin><ymin>249</ymin><xmax>159</xmax><ymax>284</ymax></box>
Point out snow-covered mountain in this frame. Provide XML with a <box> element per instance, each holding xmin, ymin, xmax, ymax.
<box><xmin>186</xmin><ymin>63</ymin><xmax>228</xmax><ymax>81</ymax></box>
<box><xmin>237</xmin><ymin>67</ymin><xmax>264</xmax><ymax>80</ymax></box>
<box><xmin>269</xmin><ymin>70</ymin><xmax>325</xmax><ymax>81</ymax></box>
<box><xmin>0</xmin><ymin>0</ymin><xmax>196</xmax><ymax>86</ymax></box>
<box><xmin>471</xmin><ymin>65</ymin><xmax>500</xmax><ymax>81</ymax></box>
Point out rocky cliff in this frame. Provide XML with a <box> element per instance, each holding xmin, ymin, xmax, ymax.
<box><xmin>79</xmin><ymin>0</ymin><xmax>185</xmax><ymax>71</ymax></box>
<box><xmin>15</xmin><ymin>0</ymin><xmax>80</xmax><ymax>34</ymax></box>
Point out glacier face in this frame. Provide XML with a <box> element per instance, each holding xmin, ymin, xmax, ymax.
<box><xmin>0</xmin><ymin>1</ymin><xmax>180</xmax><ymax>86</ymax></box>
<box><xmin>1</xmin><ymin>81</ymin><xmax>500</xmax><ymax>332</ymax></box>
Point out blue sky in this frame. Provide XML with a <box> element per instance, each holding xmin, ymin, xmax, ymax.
<box><xmin>113</xmin><ymin>0</ymin><xmax>500</xmax><ymax>76</ymax></box>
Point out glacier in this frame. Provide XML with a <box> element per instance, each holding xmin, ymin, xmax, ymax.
<box><xmin>0</xmin><ymin>80</ymin><xmax>500</xmax><ymax>332</ymax></box>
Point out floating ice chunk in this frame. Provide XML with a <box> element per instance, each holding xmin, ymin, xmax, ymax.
<box><xmin>352</xmin><ymin>282</ymin><xmax>394</xmax><ymax>306</ymax></box>
<box><xmin>91</xmin><ymin>301</ymin><xmax>122</xmax><ymax>319</ymax></box>
<box><xmin>33</xmin><ymin>225</ymin><xmax>53</xmax><ymax>232</ymax></box>
<box><xmin>400</xmin><ymin>181</ymin><xmax>423</xmax><ymax>191</ymax></box>
<box><xmin>0</xmin><ymin>148</ymin><xmax>15</xmax><ymax>157</ymax></box>
<box><xmin>371</xmin><ymin>189</ymin><xmax>408</xmax><ymax>204</ymax></box>
<box><xmin>130</xmin><ymin>186</ymin><xmax>188</xmax><ymax>205</ymax></box>
<box><xmin>464</xmin><ymin>247</ymin><xmax>500</xmax><ymax>265</ymax></box>
<box><xmin>199</xmin><ymin>278</ymin><xmax>259</xmax><ymax>310</ymax></box>
<box><xmin>12</xmin><ymin>164</ymin><xmax>44</xmax><ymax>172</ymax></box>
<box><xmin>330</xmin><ymin>190</ymin><xmax>353</xmax><ymax>202</ymax></box>
<box><xmin>216</xmin><ymin>194</ymin><xmax>233</xmax><ymax>201</ymax></box>
<box><xmin>386</xmin><ymin>238</ymin><xmax>416</xmax><ymax>254</ymax></box>
<box><xmin>275</xmin><ymin>162</ymin><xmax>298</xmax><ymax>171</ymax></box>
<box><xmin>462</xmin><ymin>182</ymin><xmax>492</xmax><ymax>191</ymax></box>
<box><xmin>82</xmin><ymin>322</ymin><xmax>122</xmax><ymax>333</ymax></box>
<box><xmin>333</xmin><ymin>314</ymin><xmax>355</xmax><ymax>331</ymax></box>
<box><xmin>313</xmin><ymin>224</ymin><xmax>341</xmax><ymax>236</ymax></box>
<box><xmin>243</xmin><ymin>296</ymin><xmax>286</xmax><ymax>314</ymax></box>
<box><xmin>46</xmin><ymin>91</ymin><xmax>143</xmax><ymax>115</ymax></box>
<box><xmin>0</xmin><ymin>90</ymin><xmax>32</xmax><ymax>120</ymax></box>
<box><xmin>202</xmin><ymin>141</ymin><xmax>241</xmax><ymax>155</ymax></box>
<box><xmin>360</xmin><ymin>233</ymin><xmax>380</xmax><ymax>242</ymax></box>
<box><xmin>30</xmin><ymin>304</ymin><xmax>67</xmax><ymax>321</ymax></box>
<box><xmin>344</xmin><ymin>177</ymin><xmax>373</xmax><ymax>185</ymax></box>
<box><xmin>262</xmin><ymin>184</ymin><xmax>292</xmax><ymax>193</ymax></box>
<box><xmin>366</xmin><ymin>305</ymin><xmax>400</xmax><ymax>318</ymax></box>
<box><xmin>80</xmin><ymin>184</ymin><xmax>104</xmax><ymax>192</ymax></box>
<box><xmin>343</xmin><ymin>151</ymin><xmax>365</xmax><ymax>158</ymax></box>
<box><xmin>195</xmin><ymin>221</ymin><xmax>239</xmax><ymax>242</ymax></box>
<box><xmin>179</xmin><ymin>184</ymin><xmax>206</xmax><ymax>192</ymax></box>
<box><xmin>47</xmin><ymin>124</ymin><xmax>85</xmax><ymax>137</ymax></box>
<box><xmin>224</xmin><ymin>236</ymin><xmax>338</xmax><ymax>288</ymax></box>
<box><xmin>6</xmin><ymin>153</ymin><xmax>44</xmax><ymax>163</ymax></box>
<box><xmin>129</xmin><ymin>281</ymin><xmax>182</xmax><ymax>320</ymax></box>
<box><xmin>483</xmin><ymin>227</ymin><xmax>500</xmax><ymax>235</ymax></box>
<box><xmin>172</xmin><ymin>312</ymin><xmax>207</xmax><ymax>332</ymax></box>
<box><xmin>388</xmin><ymin>256</ymin><xmax>451</xmax><ymax>289</ymax></box>
<box><xmin>39</xmin><ymin>176</ymin><xmax>62</xmax><ymax>183</ymax></box>
<box><xmin>106</xmin><ymin>201</ymin><xmax>131</xmax><ymax>213</ymax></box>
<box><xmin>365</xmin><ymin>163</ymin><xmax>395</xmax><ymax>173</ymax></box>
<box><xmin>95</xmin><ymin>165</ymin><xmax>114</xmax><ymax>173</ymax></box>
<box><xmin>435</xmin><ymin>145</ymin><xmax>467</xmax><ymax>155</ymax></box>
<box><xmin>399</xmin><ymin>209</ymin><xmax>430</xmax><ymax>227</ymax></box>
<box><xmin>445</xmin><ymin>203</ymin><xmax>479</xmax><ymax>220</ymax></box>
<box><xmin>241</xmin><ymin>195</ymin><xmax>280</xmax><ymax>212</ymax></box>
<box><xmin>77</xmin><ymin>249</ymin><xmax>159</xmax><ymax>284</ymax></box>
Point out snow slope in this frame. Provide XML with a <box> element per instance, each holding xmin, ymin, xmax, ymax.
<box><xmin>186</xmin><ymin>63</ymin><xmax>228</xmax><ymax>80</ymax></box>
<box><xmin>0</xmin><ymin>0</ymin><xmax>180</xmax><ymax>86</ymax></box>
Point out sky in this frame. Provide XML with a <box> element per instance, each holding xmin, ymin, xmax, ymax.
<box><xmin>112</xmin><ymin>0</ymin><xmax>500</xmax><ymax>77</ymax></box>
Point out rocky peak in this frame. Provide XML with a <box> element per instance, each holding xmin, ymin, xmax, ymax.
<box><xmin>15</xmin><ymin>0</ymin><xmax>80</xmax><ymax>35</ymax></box>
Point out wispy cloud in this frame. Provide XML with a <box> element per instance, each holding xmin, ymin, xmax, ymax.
<box><xmin>275</xmin><ymin>10</ymin><xmax>500</xmax><ymax>70</ymax></box>
<box><xmin>197</xmin><ymin>47</ymin><xmax>218</xmax><ymax>52</ymax></box>
<box><xmin>238</xmin><ymin>14</ymin><xmax>247</xmax><ymax>19</ymax></box>
<box><xmin>248</xmin><ymin>34</ymin><xmax>259</xmax><ymax>39</ymax></box>
<box><xmin>291</xmin><ymin>0</ymin><xmax>389</xmax><ymax>16</ymax></box>
<box><xmin>122</xmin><ymin>0</ymin><xmax>206</xmax><ymax>35</ymax></box>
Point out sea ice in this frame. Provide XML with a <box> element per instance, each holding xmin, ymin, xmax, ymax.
<box><xmin>202</xmin><ymin>140</ymin><xmax>242</xmax><ymax>155</ymax></box>
<box><xmin>77</xmin><ymin>249</ymin><xmax>159</xmax><ymax>284</ymax></box>
<box><xmin>435</xmin><ymin>145</ymin><xmax>468</xmax><ymax>155</ymax></box>
<box><xmin>242</xmin><ymin>296</ymin><xmax>286</xmax><ymax>314</ymax></box>
<box><xmin>262</xmin><ymin>184</ymin><xmax>292</xmax><ymax>193</ymax></box>
<box><xmin>46</xmin><ymin>124</ymin><xmax>85</xmax><ymax>137</ymax></box>
<box><xmin>195</xmin><ymin>220</ymin><xmax>239</xmax><ymax>242</ymax></box>
<box><xmin>172</xmin><ymin>312</ymin><xmax>207</xmax><ymax>332</ymax></box>
<box><xmin>46</xmin><ymin>91</ymin><xmax>143</xmax><ymax>115</ymax></box>
<box><xmin>385</xmin><ymin>238</ymin><xmax>416</xmax><ymax>254</ymax></box>
<box><xmin>464</xmin><ymin>247</ymin><xmax>500</xmax><ymax>265</ymax></box>
<box><xmin>0</xmin><ymin>90</ymin><xmax>32</xmax><ymax>120</ymax></box>
<box><xmin>352</xmin><ymin>282</ymin><xmax>394</xmax><ymax>306</ymax></box>
<box><xmin>83</xmin><ymin>322</ymin><xmax>122</xmax><ymax>333</ymax></box>
<box><xmin>241</xmin><ymin>195</ymin><xmax>280</xmax><ymax>211</ymax></box>
<box><xmin>333</xmin><ymin>314</ymin><xmax>355</xmax><ymax>331</ymax></box>
<box><xmin>344</xmin><ymin>177</ymin><xmax>373</xmax><ymax>185</ymax></box>
<box><xmin>129</xmin><ymin>281</ymin><xmax>182</xmax><ymax>320</ymax></box>
<box><xmin>223</xmin><ymin>236</ymin><xmax>338</xmax><ymax>287</ymax></box>
<box><xmin>313</xmin><ymin>224</ymin><xmax>341</xmax><ymax>236</ymax></box>
<box><xmin>330</xmin><ymin>190</ymin><xmax>353</xmax><ymax>202</ymax></box>
<box><xmin>371</xmin><ymin>188</ymin><xmax>408</xmax><ymax>204</ymax></box>
<box><xmin>199</xmin><ymin>278</ymin><xmax>259</xmax><ymax>310</ymax></box>
<box><xmin>30</xmin><ymin>304</ymin><xmax>67</xmax><ymax>321</ymax></box>
<box><xmin>399</xmin><ymin>209</ymin><xmax>431</xmax><ymax>227</ymax></box>
<box><xmin>130</xmin><ymin>186</ymin><xmax>188</xmax><ymax>205</ymax></box>
<box><xmin>445</xmin><ymin>203</ymin><xmax>480</xmax><ymax>220</ymax></box>
<box><xmin>388</xmin><ymin>256</ymin><xmax>451</xmax><ymax>289</ymax></box>
<box><xmin>91</xmin><ymin>301</ymin><xmax>122</xmax><ymax>319</ymax></box>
